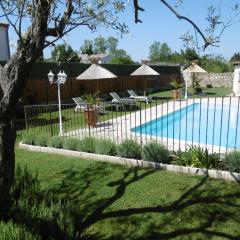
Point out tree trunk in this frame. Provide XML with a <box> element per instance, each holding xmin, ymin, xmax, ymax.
<box><xmin>0</xmin><ymin>116</ymin><xmax>16</xmax><ymax>216</ymax></box>
<box><xmin>0</xmin><ymin>58</ymin><xmax>38</xmax><ymax>216</ymax></box>
<box><xmin>0</xmin><ymin>0</ymin><xmax>51</xmax><ymax>217</ymax></box>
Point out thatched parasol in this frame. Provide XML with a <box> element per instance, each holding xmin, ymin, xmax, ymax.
<box><xmin>76</xmin><ymin>56</ymin><xmax>117</xmax><ymax>92</ymax></box>
<box><xmin>182</xmin><ymin>62</ymin><xmax>207</xmax><ymax>99</ymax></box>
<box><xmin>131</xmin><ymin>60</ymin><xmax>160</xmax><ymax>96</ymax></box>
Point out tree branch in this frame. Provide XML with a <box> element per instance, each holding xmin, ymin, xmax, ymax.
<box><xmin>159</xmin><ymin>0</ymin><xmax>218</xmax><ymax>49</ymax></box>
<box><xmin>46</xmin><ymin>0</ymin><xmax>74</xmax><ymax>37</ymax></box>
<box><xmin>133</xmin><ymin>0</ymin><xmax>144</xmax><ymax>23</ymax></box>
<box><xmin>0</xmin><ymin>1</ymin><xmax>23</xmax><ymax>45</ymax></box>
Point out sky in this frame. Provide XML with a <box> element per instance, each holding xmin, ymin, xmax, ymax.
<box><xmin>3</xmin><ymin>0</ymin><xmax>240</xmax><ymax>61</ymax></box>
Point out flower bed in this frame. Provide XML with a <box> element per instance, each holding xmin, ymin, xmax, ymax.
<box><xmin>19</xmin><ymin>134</ymin><xmax>240</xmax><ymax>182</ymax></box>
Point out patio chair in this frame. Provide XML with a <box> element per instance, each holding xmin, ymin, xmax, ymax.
<box><xmin>127</xmin><ymin>90</ymin><xmax>152</xmax><ymax>104</ymax></box>
<box><xmin>109</xmin><ymin>92</ymin><xmax>137</xmax><ymax>110</ymax></box>
<box><xmin>72</xmin><ymin>97</ymin><xmax>106</xmax><ymax>114</ymax></box>
<box><xmin>72</xmin><ymin>97</ymin><xmax>87</xmax><ymax>112</ymax></box>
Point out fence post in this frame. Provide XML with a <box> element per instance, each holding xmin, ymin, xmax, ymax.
<box><xmin>24</xmin><ymin>106</ymin><xmax>28</xmax><ymax>131</ymax></box>
<box><xmin>48</xmin><ymin>106</ymin><xmax>53</xmax><ymax>137</ymax></box>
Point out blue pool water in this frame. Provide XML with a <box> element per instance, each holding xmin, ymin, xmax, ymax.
<box><xmin>132</xmin><ymin>102</ymin><xmax>240</xmax><ymax>148</ymax></box>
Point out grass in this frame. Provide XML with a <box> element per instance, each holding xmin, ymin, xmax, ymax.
<box><xmin>150</xmin><ymin>87</ymin><xmax>232</xmax><ymax>99</ymax></box>
<box><xmin>2</xmin><ymin>148</ymin><xmax>239</xmax><ymax>239</ymax></box>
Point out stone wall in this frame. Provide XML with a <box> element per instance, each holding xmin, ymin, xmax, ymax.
<box><xmin>186</xmin><ymin>72</ymin><xmax>233</xmax><ymax>88</ymax></box>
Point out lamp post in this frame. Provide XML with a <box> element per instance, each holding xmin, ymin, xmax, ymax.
<box><xmin>48</xmin><ymin>70</ymin><xmax>67</xmax><ymax>136</ymax></box>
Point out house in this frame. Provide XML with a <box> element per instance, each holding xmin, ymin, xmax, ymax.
<box><xmin>79</xmin><ymin>53</ymin><xmax>112</xmax><ymax>64</ymax></box>
<box><xmin>0</xmin><ymin>23</ymin><xmax>10</xmax><ymax>61</ymax></box>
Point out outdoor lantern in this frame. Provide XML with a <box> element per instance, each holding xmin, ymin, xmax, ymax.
<box><xmin>48</xmin><ymin>70</ymin><xmax>54</xmax><ymax>84</ymax></box>
<box><xmin>60</xmin><ymin>71</ymin><xmax>67</xmax><ymax>84</ymax></box>
<box><xmin>57</xmin><ymin>71</ymin><xmax>62</xmax><ymax>83</ymax></box>
<box><xmin>47</xmin><ymin>69</ymin><xmax>67</xmax><ymax>136</ymax></box>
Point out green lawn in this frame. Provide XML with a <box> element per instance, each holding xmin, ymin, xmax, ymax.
<box><xmin>2</xmin><ymin>148</ymin><xmax>239</xmax><ymax>239</ymax></box>
<box><xmin>150</xmin><ymin>87</ymin><xmax>232</xmax><ymax>99</ymax></box>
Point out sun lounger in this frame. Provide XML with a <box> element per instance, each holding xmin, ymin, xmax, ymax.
<box><xmin>72</xmin><ymin>97</ymin><xmax>106</xmax><ymax>114</ymax></box>
<box><xmin>127</xmin><ymin>90</ymin><xmax>152</xmax><ymax>104</ymax></box>
<box><xmin>72</xmin><ymin>97</ymin><xmax>87</xmax><ymax>112</ymax></box>
<box><xmin>109</xmin><ymin>92</ymin><xmax>137</xmax><ymax>110</ymax></box>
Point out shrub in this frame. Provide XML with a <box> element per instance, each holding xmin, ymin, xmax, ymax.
<box><xmin>22</xmin><ymin>132</ymin><xmax>36</xmax><ymax>145</ymax></box>
<box><xmin>188</xmin><ymin>146</ymin><xmax>219</xmax><ymax>169</ymax></box>
<box><xmin>35</xmin><ymin>134</ymin><xmax>49</xmax><ymax>147</ymax></box>
<box><xmin>174</xmin><ymin>149</ymin><xmax>193</xmax><ymax>166</ymax></box>
<box><xmin>12</xmin><ymin>165</ymin><xmax>40</xmax><ymax>199</ymax></box>
<box><xmin>95</xmin><ymin>139</ymin><xmax>117</xmax><ymax>156</ymax></box>
<box><xmin>48</xmin><ymin>136</ymin><xmax>64</xmax><ymax>148</ymax></box>
<box><xmin>8</xmin><ymin>165</ymin><xmax>75</xmax><ymax>239</ymax></box>
<box><xmin>78</xmin><ymin>137</ymin><xmax>96</xmax><ymax>153</ymax></box>
<box><xmin>117</xmin><ymin>140</ymin><xmax>142</xmax><ymax>159</ymax></box>
<box><xmin>63</xmin><ymin>138</ymin><xmax>81</xmax><ymax>151</ymax></box>
<box><xmin>0</xmin><ymin>221</ymin><xmax>37</xmax><ymax>240</ymax></box>
<box><xmin>224</xmin><ymin>151</ymin><xmax>240</xmax><ymax>172</ymax></box>
<box><xmin>174</xmin><ymin>146</ymin><xmax>220</xmax><ymax>169</ymax></box>
<box><xmin>142</xmin><ymin>142</ymin><xmax>170</xmax><ymax>163</ymax></box>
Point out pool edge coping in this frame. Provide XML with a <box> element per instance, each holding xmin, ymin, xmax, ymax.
<box><xmin>19</xmin><ymin>141</ymin><xmax>240</xmax><ymax>183</ymax></box>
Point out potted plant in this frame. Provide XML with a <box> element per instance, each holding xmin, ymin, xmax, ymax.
<box><xmin>170</xmin><ymin>79</ymin><xmax>182</xmax><ymax>100</ymax></box>
<box><xmin>83</xmin><ymin>92</ymin><xmax>100</xmax><ymax>127</ymax></box>
<box><xmin>193</xmin><ymin>79</ymin><xmax>202</xmax><ymax>94</ymax></box>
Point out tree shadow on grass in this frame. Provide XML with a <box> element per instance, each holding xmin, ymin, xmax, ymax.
<box><xmin>6</xmin><ymin>162</ymin><xmax>240</xmax><ymax>240</ymax></box>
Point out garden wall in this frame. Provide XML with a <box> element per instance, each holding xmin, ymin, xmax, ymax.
<box><xmin>20</xmin><ymin>62</ymin><xmax>181</xmax><ymax>105</ymax></box>
<box><xmin>191</xmin><ymin>72</ymin><xmax>233</xmax><ymax>88</ymax></box>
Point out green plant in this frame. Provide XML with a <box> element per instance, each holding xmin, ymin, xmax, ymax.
<box><xmin>11</xmin><ymin>165</ymin><xmax>40</xmax><ymax>199</ymax></box>
<box><xmin>174</xmin><ymin>146</ymin><xmax>220</xmax><ymax>169</ymax></box>
<box><xmin>22</xmin><ymin>132</ymin><xmax>36</xmax><ymax>145</ymax></box>
<box><xmin>95</xmin><ymin>139</ymin><xmax>117</xmax><ymax>156</ymax></box>
<box><xmin>35</xmin><ymin>134</ymin><xmax>49</xmax><ymax>147</ymax></box>
<box><xmin>78</xmin><ymin>137</ymin><xmax>96</xmax><ymax>153</ymax></box>
<box><xmin>117</xmin><ymin>140</ymin><xmax>142</xmax><ymax>159</ymax></box>
<box><xmin>174</xmin><ymin>150</ymin><xmax>193</xmax><ymax>166</ymax></box>
<box><xmin>170</xmin><ymin>79</ymin><xmax>182</xmax><ymax>90</ymax></box>
<box><xmin>63</xmin><ymin>138</ymin><xmax>81</xmax><ymax>151</ymax></box>
<box><xmin>48</xmin><ymin>136</ymin><xmax>65</xmax><ymax>148</ymax></box>
<box><xmin>142</xmin><ymin>142</ymin><xmax>170</xmax><ymax>163</ymax></box>
<box><xmin>193</xmin><ymin>79</ymin><xmax>202</xmax><ymax>93</ymax></box>
<box><xmin>189</xmin><ymin>146</ymin><xmax>219</xmax><ymax>169</ymax></box>
<box><xmin>224</xmin><ymin>151</ymin><xmax>240</xmax><ymax>172</ymax></box>
<box><xmin>83</xmin><ymin>92</ymin><xmax>100</xmax><ymax>108</ymax></box>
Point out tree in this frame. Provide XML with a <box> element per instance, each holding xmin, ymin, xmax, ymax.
<box><xmin>230</xmin><ymin>52</ymin><xmax>240</xmax><ymax>63</ymax></box>
<box><xmin>135</xmin><ymin>0</ymin><xmax>240</xmax><ymax>49</ymax></box>
<box><xmin>149</xmin><ymin>42</ymin><xmax>172</xmax><ymax>62</ymax></box>
<box><xmin>159</xmin><ymin>43</ymin><xmax>172</xmax><ymax>62</ymax></box>
<box><xmin>51</xmin><ymin>44</ymin><xmax>80</xmax><ymax>62</ymax></box>
<box><xmin>80</xmin><ymin>40</ymin><xmax>94</xmax><ymax>55</ymax></box>
<box><xmin>149</xmin><ymin>41</ymin><xmax>161</xmax><ymax>62</ymax></box>
<box><xmin>184</xmin><ymin>48</ymin><xmax>199</xmax><ymax>62</ymax></box>
<box><xmin>109</xmin><ymin>49</ymin><xmax>134</xmax><ymax>64</ymax></box>
<box><xmin>94</xmin><ymin>36</ymin><xmax>107</xmax><ymax>54</ymax></box>
<box><xmin>0</xmin><ymin>0</ymin><xmax>128</xmax><ymax>214</ymax></box>
<box><xmin>199</xmin><ymin>54</ymin><xmax>232</xmax><ymax>73</ymax></box>
<box><xmin>107</xmin><ymin>37</ymin><xmax>119</xmax><ymax>57</ymax></box>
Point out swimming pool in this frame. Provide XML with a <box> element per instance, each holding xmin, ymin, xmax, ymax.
<box><xmin>132</xmin><ymin>101</ymin><xmax>240</xmax><ymax>149</ymax></box>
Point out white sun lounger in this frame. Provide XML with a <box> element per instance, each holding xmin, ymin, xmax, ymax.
<box><xmin>72</xmin><ymin>97</ymin><xmax>106</xmax><ymax>114</ymax></box>
<box><xmin>109</xmin><ymin>92</ymin><xmax>136</xmax><ymax>110</ymax></box>
<box><xmin>127</xmin><ymin>90</ymin><xmax>152</xmax><ymax>104</ymax></box>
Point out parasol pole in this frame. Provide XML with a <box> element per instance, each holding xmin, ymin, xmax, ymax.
<box><xmin>144</xmin><ymin>76</ymin><xmax>147</xmax><ymax>96</ymax></box>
